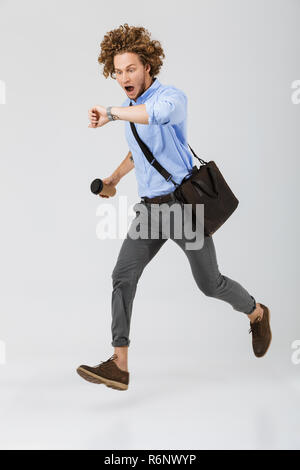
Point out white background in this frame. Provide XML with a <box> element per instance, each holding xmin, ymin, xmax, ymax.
<box><xmin>0</xmin><ymin>0</ymin><xmax>299</xmax><ymax>450</ymax></box>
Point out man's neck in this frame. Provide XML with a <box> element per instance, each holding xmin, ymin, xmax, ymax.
<box><xmin>133</xmin><ymin>77</ymin><xmax>155</xmax><ymax>102</ymax></box>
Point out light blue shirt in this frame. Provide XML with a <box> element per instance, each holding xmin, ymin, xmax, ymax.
<box><xmin>122</xmin><ymin>77</ymin><xmax>194</xmax><ymax>198</ymax></box>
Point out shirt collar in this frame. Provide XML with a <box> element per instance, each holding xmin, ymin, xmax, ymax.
<box><xmin>131</xmin><ymin>77</ymin><xmax>160</xmax><ymax>104</ymax></box>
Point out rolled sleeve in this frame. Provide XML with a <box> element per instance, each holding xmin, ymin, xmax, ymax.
<box><xmin>145</xmin><ymin>89</ymin><xmax>187</xmax><ymax>126</ymax></box>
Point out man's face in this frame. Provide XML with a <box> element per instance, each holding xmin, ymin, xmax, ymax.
<box><xmin>113</xmin><ymin>52</ymin><xmax>151</xmax><ymax>101</ymax></box>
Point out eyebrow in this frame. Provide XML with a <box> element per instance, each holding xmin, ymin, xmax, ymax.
<box><xmin>114</xmin><ymin>64</ymin><xmax>136</xmax><ymax>71</ymax></box>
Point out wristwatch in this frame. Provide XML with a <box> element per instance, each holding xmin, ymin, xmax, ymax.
<box><xmin>106</xmin><ymin>106</ymin><xmax>118</xmax><ymax>121</ymax></box>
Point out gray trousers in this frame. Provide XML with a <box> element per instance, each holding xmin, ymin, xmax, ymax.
<box><xmin>111</xmin><ymin>196</ymin><xmax>256</xmax><ymax>347</ymax></box>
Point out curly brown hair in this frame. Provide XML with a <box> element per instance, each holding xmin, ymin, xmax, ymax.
<box><xmin>98</xmin><ymin>23</ymin><xmax>165</xmax><ymax>79</ymax></box>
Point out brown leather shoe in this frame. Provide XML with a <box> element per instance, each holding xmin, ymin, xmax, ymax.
<box><xmin>76</xmin><ymin>354</ymin><xmax>129</xmax><ymax>390</ymax></box>
<box><xmin>249</xmin><ymin>303</ymin><xmax>272</xmax><ymax>357</ymax></box>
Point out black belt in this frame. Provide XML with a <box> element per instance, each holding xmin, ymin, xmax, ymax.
<box><xmin>141</xmin><ymin>191</ymin><xmax>177</xmax><ymax>204</ymax></box>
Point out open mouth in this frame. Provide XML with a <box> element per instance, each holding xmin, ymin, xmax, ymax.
<box><xmin>125</xmin><ymin>86</ymin><xmax>135</xmax><ymax>93</ymax></box>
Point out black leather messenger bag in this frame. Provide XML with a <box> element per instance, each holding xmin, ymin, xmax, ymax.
<box><xmin>129</xmin><ymin>104</ymin><xmax>239</xmax><ymax>236</ymax></box>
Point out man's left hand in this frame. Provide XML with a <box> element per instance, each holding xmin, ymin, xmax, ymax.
<box><xmin>88</xmin><ymin>105</ymin><xmax>109</xmax><ymax>128</ymax></box>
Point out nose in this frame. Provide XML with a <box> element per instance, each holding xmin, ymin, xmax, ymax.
<box><xmin>121</xmin><ymin>71</ymin><xmax>131</xmax><ymax>84</ymax></box>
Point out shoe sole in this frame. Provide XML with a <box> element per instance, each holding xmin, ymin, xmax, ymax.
<box><xmin>255</xmin><ymin>304</ymin><xmax>272</xmax><ymax>358</ymax></box>
<box><xmin>76</xmin><ymin>367</ymin><xmax>128</xmax><ymax>391</ymax></box>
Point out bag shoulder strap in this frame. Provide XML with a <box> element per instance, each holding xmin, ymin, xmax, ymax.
<box><xmin>129</xmin><ymin>102</ymin><xmax>207</xmax><ymax>187</ymax></box>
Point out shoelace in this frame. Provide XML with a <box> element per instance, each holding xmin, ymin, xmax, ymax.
<box><xmin>96</xmin><ymin>354</ymin><xmax>118</xmax><ymax>367</ymax></box>
<box><xmin>248</xmin><ymin>316</ymin><xmax>262</xmax><ymax>335</ymax></box>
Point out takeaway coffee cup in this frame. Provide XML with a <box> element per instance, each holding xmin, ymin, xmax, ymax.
<box><xmin>90</xmin><ymin>178</ymin><xmax>117</xmax><ymax>197</ymax></box>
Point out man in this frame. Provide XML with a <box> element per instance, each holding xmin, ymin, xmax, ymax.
<box><xmin>77</xmin><ymin>24</ymin><xmax>271</xmax><ymax>391</ymax></box>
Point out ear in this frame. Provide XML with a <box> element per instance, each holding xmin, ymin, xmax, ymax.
<box><xmin>145</xmin><ymin>63</ymin><xmax>151</xmax><ymax>74</ymax></box>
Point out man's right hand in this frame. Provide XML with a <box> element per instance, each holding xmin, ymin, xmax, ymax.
<box><xmin>99</xmin><ymin>175</ymin><xmax>120</xmax><ymax>198</ymax></box>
